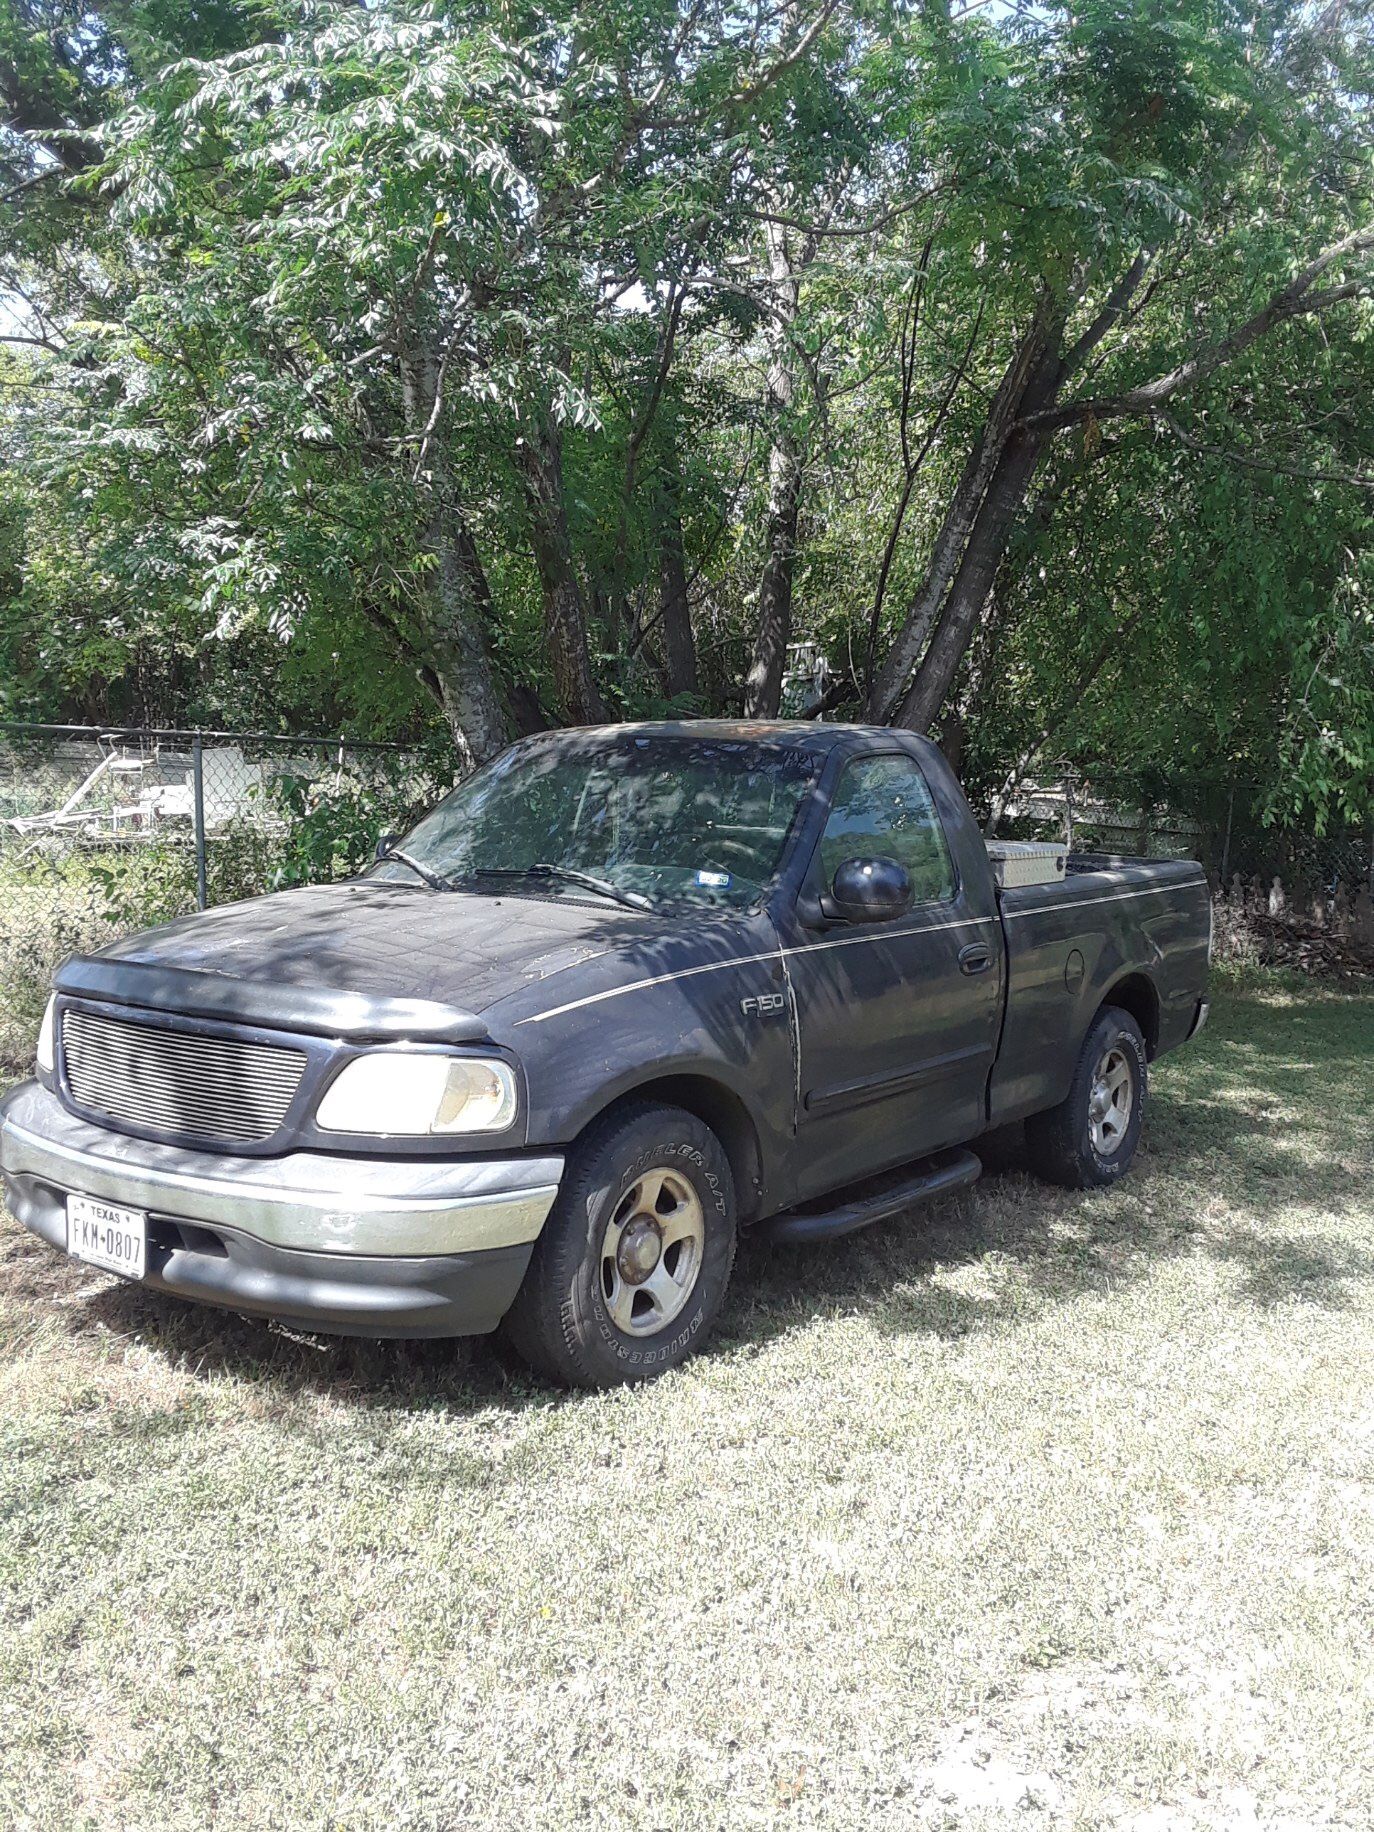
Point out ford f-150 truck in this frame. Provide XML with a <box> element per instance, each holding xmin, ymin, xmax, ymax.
<box><xmin>1</xmin><ymin>722</ymin><xmax>1210</xmax><ymax>1386</ymax></box>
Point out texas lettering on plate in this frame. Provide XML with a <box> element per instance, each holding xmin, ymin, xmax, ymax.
<box><xmin>66</xmin><ymin>1193</ymin><xmax>147</xmax><ymax>1280</ymax></box>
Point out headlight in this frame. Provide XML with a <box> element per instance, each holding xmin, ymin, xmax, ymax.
<box><xmin>36</xmin><ymin>996</ymin><xmax>56</xmax><ymax>1076</ymax></box>
<box><xmin>315</xmin><ymin>1053</ymin><xmax>518</xmax><ymax>1136</ymax></box>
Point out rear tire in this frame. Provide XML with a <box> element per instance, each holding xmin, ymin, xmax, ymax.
<box><xmin>502</xmin><ymin>1102</ymin><xmax>736</xmax><ymax>1388</ymax></box>
<box><xmin>1025</xmin><ymin>1006</ymin><xmax>1147</xmax><ymax>1189</ymax></box>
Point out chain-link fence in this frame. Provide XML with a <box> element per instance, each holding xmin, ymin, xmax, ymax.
<box><xmin>3</xmin><ymin>724</ymin><xmax>1371</xmax><ymax>1071</ymax></box>
<box><xmin>0</xmin><ymin>723</ymin><xmax>457</xmax><ymax>1070</ymax></box>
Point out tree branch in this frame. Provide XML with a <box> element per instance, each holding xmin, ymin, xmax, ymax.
<box><xmin>1059</xmin><ymin>249</ymin><xmax>1153</xmax><ymax>377</ymax></box>
<box><xmin>0</xmin><ymin>332</ymin><xmax>65</xmax><ymax>355</ymax></box>
<box><xmin>865</xmin><ymin>285</ymin><xmax>988</xmax><ymax>692</ymax></box>
<box><xmin>0</xmin><ymin>165</ymin><xmax>65</xmax><ymax>207</ymax></box>
<box><xmin>647</xmin><ymin>1</ymin><xmax>839</xmax><ymax>128</ymax></box>
<box><xmin>737</xmin><ymin>2</ymin><xmax>840</xmax><ymax>103</ymax></box>
<box><xmin>627</xmin><ymin>285</ymin><xmax>685</xmax><ymax>464</ymax></box>
<box><xmin>1155</xmin><ymin>410</ymin><xmax>1374</xmax><ymax>489</ymax></box>
<box><xmin>736</xmin><ymin>181</ymin><xmax>949</xmax><ymax>242</ymax></box>
<box><xmin>1021</xmin><ymin>224</ymin><xmax>1374</xmax><ymax>433</ymax></box>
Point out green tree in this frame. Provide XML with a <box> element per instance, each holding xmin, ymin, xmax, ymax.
<box><xmin>2</xmin><ymin>0</ymin><xmax>1371</xmax><ymax>827</ymax></box>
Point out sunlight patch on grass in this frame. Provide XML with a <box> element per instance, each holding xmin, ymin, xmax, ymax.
<box><xmin>1</xmin><ymin>967</ymin><xmax>1372</xmax><ymax>1828</ymax></box>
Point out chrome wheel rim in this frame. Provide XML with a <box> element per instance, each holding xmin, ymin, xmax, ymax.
<box><xmin>1088</xmin><ymin>1045</ymin><xmax>1133</xmax><ymax>1156</ymax></box>
<box><xmin>600</xmin><ymin>1167</ymin><xmax>705</xmax><ymax>1337</ymax></box>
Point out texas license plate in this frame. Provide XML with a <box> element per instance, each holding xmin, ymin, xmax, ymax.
<box><xmin>67</xmin><ymin>1194</ymin><xmax>147</xmax><ymax>1280</ymax></box>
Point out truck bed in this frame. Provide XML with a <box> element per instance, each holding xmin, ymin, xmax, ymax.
<box><xmin>988</xmin><ymin>853</ymin><xmax>1211</xmax><ymax>1128</ymax></box>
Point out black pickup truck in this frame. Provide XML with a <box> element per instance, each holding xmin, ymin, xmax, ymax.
<box><xmin>1</xmin><ymin>722</ymin><xmax>1210</xmax><ymax>1386</ymax></box>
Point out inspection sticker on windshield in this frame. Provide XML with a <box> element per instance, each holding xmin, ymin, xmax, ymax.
<box><xmin>67</xmin><ymin>1194</ymin><xmax>147</xmax><ymax>1280</ymax></box>
<box><xmin>695</xmin><ymin>869</ymin><xmax>731</xmax><ymax>888</ymax></box>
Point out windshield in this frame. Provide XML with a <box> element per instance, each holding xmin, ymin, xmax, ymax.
<box><xmin>369</xmin><ymin>735</ymin><xmax>818</xmax><ymax>911</ymax></box>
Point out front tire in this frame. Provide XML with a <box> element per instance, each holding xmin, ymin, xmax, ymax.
<box><xmin>502</xmin><ymin>1102</ymin><xmax>737</xmax><ymax>1388</ymax></box>
<box><xmin>1025</xmin><ymin>1005</ymin><xmax>1147</xmax><ymax>1189</ymax></box>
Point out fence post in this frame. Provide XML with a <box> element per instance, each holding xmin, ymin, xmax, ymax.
<box><xmin>192</xmin><ymin>731</ymin><xmax>207</xmax><ymax>911</ymax></box>
<box><xmin>1219</xmin><ymin>787</ymin><xmax>1235</xmax><ymax>884</ymax></box>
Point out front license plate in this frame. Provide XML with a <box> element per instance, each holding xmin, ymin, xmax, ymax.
<box><xmin>67</xmin><ymin>1194</ymin><xmax>147</xmax><ymax>1280</ymax></box>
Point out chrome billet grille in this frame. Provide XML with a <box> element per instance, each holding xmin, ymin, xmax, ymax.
<box><xmin>61</xmin><ymin>1007</ymin><xmax>307</xmax><ymax>1144</ymax></box>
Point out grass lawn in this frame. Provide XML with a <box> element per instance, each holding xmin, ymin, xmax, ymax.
<box><xmin>2</xmin><ymin>969</ymin><xmax>1372</xmax><ymax>1830</ymax></box>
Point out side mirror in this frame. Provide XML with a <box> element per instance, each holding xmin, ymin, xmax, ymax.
<box><xmin>374</xmin><ymin>831</ymin><xmax>398</xmax><ymax>862</ymax></box>
<box><xmin>826</xmin><ymin>856</ymin><xmax>912</xmax><ymax>924</ymax></box>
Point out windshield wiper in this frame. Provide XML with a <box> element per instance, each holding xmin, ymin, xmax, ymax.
<box><xmin>469</xmin><ymin>864</ymin><xmax>654</xmax><ymax>913</ymax></box>
<box><xmin>376</xmin><ymin>847</ymin><xmax>456</xmax><ymax>893</ymax></box>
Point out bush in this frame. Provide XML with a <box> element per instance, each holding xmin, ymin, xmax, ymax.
<box><xmin>0</xmin><ymin>843</ymin><xmax>199</xmax><ymax>1074</ymax></box>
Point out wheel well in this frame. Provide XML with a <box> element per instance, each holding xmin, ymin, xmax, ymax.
<box><xmin>578</xmin><ymin>1075</ymin><xmax>766</xmax><ymax>1222</ymax></box>
<box><xmin>1101</xmin><ymin>973</ymin><xmax>1160</xmax><ymax>1058</ymax></box>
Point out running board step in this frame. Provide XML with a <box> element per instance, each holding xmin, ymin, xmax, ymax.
<box><xmin>765</xmin><ymin>1147</ymin><xmax>982</xmax><ymax>1246</ymax></box>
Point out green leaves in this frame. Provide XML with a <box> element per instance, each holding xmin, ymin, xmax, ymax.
<box><xmin>0</xmin><ymin>0</ymin><xmax>1370</xmax><ymax>807</ymax></box>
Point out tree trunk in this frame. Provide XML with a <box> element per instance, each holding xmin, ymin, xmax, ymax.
<box><xmin>744</xmin><ymin>435</ymin><xmax>803</xmax><ymax>716</ymax></box>
<box><xmin>889</xmin><ymin>262</ymin><xmax>1160</xmax><ymax>735</ymax></box>
<box><xmin>936</xmin><ymin>704</ymin><xmax>966</xmax><ymax>775</ymax></box>
<box><xmin>423</xmin><ymin>520</ymin><xmax>512</xmax><ymax>771</ymax></box>
<box><xmin>657</xmin><ymin>456</ymin><xmax>699</xmax><ymax>700</ymax></box>
<box><xmin>896</xmin><ymin>426</ymin><xmax>1048</xmax><ymax>732</ymax></box>
<box><xmin>866</xmin><ymin>293</ymin><xmax>1062</xmax><ymax>724</ymax></box>
<box><xmin>874</xmin><ymin>240</ymin><xmax>1304</xmax><ymax>739</ymax></box>
<box><xmin>399</xmin><ymin>341</ymin><xmax>509</xmax><ymax>770</ymax></box>
<box><xmin>899</xmin><ymin>406</ymin><xmax>1116</xmax><ymax>736</ymax></box>
<box><xmin>519</xmin><ymin>416</ymin><xmax>607</xmax><ymax>726</ymax></box>
<box><xmin>743</xmin><ymin>222</ymin><xmax>803</xmax><ymax>718</ymax></box>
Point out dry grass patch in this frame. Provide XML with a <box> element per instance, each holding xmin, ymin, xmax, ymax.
<box><xmin>1</xmin><ymin>969</ymin><xmax>1372</xmax><ymax>1830</ymax></box>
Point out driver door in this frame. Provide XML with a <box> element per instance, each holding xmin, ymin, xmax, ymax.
<box><xmin>781</xmin><ymin>751</ymin><xmax>1002</xmax><ymax>1199</ymax></box>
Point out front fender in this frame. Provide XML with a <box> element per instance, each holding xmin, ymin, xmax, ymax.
<box><xmin>485</xmin><ymin>914</ymin><xmax>798</xmax><ymax>1208</ymax></box>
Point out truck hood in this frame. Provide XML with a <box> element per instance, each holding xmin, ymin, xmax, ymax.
<box><xmin>54</xmin><ymin>880</ymin><xmax>670</xmax><ymax>1043</ymax></box>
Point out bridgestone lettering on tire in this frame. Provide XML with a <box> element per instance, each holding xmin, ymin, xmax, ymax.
<box><xmin>1025</xmin><ymin>1005</ymin><xmax>1148</xmax><ymax>1189</ymax></box>
<box><xmin>502</xmin><ymin>1101</ymin><xmax>737</xmax><ymax>1388</ymax></box>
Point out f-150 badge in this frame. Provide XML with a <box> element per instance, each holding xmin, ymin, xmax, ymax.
<box><xmin>740</xmin><ymin>992</ymin><xmax>786</xmax><ymax>1017</ymax></box>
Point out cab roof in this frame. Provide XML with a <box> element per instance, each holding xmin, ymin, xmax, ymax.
<box><xmin>517</xmin><ymin>719</ymin><xmax>908</xmax><ymax>755</ymax></box>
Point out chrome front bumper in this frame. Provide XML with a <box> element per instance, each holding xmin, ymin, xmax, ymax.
<box><xmin>0</xmin><ymin>1082</ymin><xmax>564</xmax><ymax>1338</ymax></box>
<box><xmin>0</xmin><ymin>1081</ymin><xmax>561</xmax><ymax>1256</ymax></box>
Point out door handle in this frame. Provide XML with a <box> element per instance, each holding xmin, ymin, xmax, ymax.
<box><xmin>958</xmin><ymin>944</ymin><xmax>992</xmax><ymax>975</ymax></box>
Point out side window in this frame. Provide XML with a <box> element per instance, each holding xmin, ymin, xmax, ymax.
<box><xmin>817</xmin><ymin>755</ymin><xmax>955</xmax><ymax>904</ymax></box>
